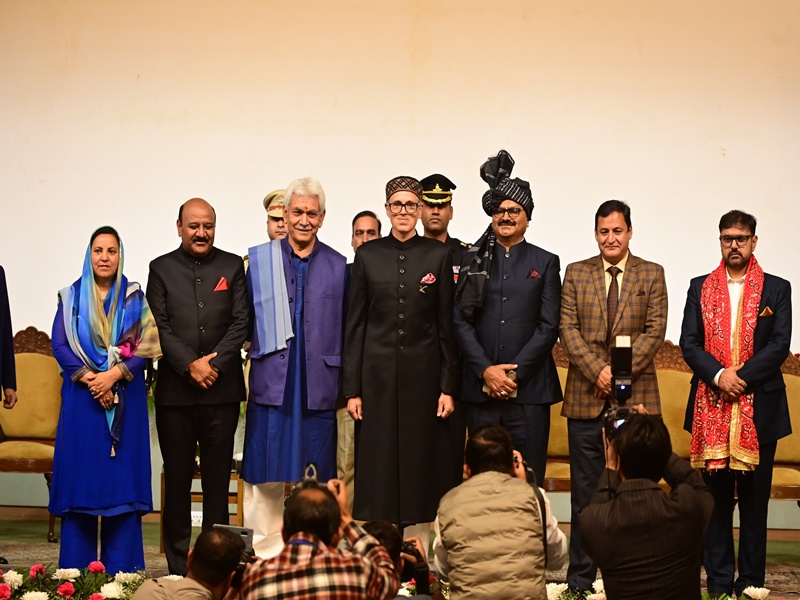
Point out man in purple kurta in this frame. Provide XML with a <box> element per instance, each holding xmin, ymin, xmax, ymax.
<box><xmin>242</xmin><ymin>177</ymin><xmax>349</xmax><ymax>558</ymax></box>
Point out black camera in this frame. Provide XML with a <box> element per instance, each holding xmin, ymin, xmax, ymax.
<box><xmin>603</xmin><ymin>336</ymin><xmax>633</xmax><ymax>440</ymax></box>
<box><xmin>289</xmin><ymin>463</ymin><xmax>339</xmax><ymax>498</ymax></box>
<box><xmin>402</xmin><ymin>540</ymin><xmax>423</xmax><ymax>560</ymax></box>
<box><xmin>400</xmin><ymin>541</ymin><xmax>425</xmax><ymax>582</ymax></box>
<box><xmin>214</xmin><ymin>525</ymin><xmax>255</xmax><ymax>589</ymax></box>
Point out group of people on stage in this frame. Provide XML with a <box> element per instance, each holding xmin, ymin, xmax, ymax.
<box><xmin>0</xmin><ymin>148</ymin><xmax>792</xmax><ymax>599</ymax></box>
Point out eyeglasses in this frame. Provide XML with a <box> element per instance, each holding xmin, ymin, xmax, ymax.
<box><xmin>719</xmin><ymin>234</ymin><xmax>753</xmax><ymax>247</ymax></box>
<box><xmin>387</xmin><ymin>202</ymin><xmax>421</xmax><ymax>214</ymax></box>
<box><xmin>492</xmin><ymin>207</ymin><xmax>523</xmax><ymax>218</ymax></box>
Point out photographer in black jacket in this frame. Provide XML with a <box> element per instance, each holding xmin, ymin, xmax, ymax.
<box><xmin>581</xmin><ymin>413</ymin><xmax>714</xmax><ymax>600</ymax></box>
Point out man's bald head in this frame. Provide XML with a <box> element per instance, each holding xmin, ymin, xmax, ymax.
<box><xmin>177</xmin><ymin>198</ymin><xmax>217</xmax><ymax>258</ymax></box>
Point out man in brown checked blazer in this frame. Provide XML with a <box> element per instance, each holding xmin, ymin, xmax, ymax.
<box><xmin>559</xmin><ymin>199</ymin><xmax>667</xmax><ymax>596</ymax></box>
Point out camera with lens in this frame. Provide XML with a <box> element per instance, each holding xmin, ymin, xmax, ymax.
<box><xmin>214</xmin><ymin>524</ymin><xmax>255</xmax><ymax>589</ymax></box>
<box><xmin>289</xmin><ymin>463</ymin><xmax>339</xmax><ymax>498</ymax></box>
<box><xmin>603</xmin><ymin>336</ymin><xmax>633</xmax><ymax>441</ymax></box>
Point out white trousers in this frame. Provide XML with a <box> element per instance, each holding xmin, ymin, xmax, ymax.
<box><xmin>243</xmin><ymin>481</ymin><xmax>285</xmax><ymax>559</ymax></box>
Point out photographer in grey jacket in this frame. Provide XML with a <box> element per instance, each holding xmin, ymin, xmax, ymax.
<box><xmin>432</xmin><ymin>424</ymin><xmax>567</xmax><ymax>600</ymax></box>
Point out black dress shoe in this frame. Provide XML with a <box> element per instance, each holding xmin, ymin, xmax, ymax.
<box><xmin>0</xmin><ymin>556</ymin><xmax>8</xmax><ymax>564</ymax></box>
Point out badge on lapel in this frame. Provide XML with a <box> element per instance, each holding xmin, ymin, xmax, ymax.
<box><xmin>214</xmin><ymin>277</ymin><xmax>229</xmax><ymax>291</ymax></box>
<box><xmin>420</xmin><ymin>272</ymin><xmax>436</xmax><ymax>293</ymax></box>
<box><xmin>528</xmin><ymin>268</ymin><xmax>541</xmax><ymax>279</ymax></box>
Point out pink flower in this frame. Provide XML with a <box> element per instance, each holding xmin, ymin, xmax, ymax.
<box><xmin>0</xmin><ymin>583</ymin><xmax>11</xmax><ymax>600</ymax></box>
<box><xmin>89</xmin><ymin>594</ymin><xmax>105</xmax><ymax>600</ymax></box>
<box><xmin>88</xmin><ymin>561</ymin><xmax>106</xmax><ymax>574</ymax></box>
<box><xmin>420</xmin><ymin>273</ymin><xmax>436</xmax><ymax>284</ymax></box>
<box><xmin>29</xmin><ymin>564</ymin><xmax>46</xmax><ymax>578</ymax></box>
<box><xmin>409</xmin><ymin>578</ymin><xmax>417</xmax><ymax>586</ymax></box>
<box><xmin>58</xmin><ymin>581</ymin><xmax>76</xmax><ymax>598</ymax></box>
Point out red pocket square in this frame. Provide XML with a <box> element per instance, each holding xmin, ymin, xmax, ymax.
<box><xmin>528</xmin><ymin>268</ymin><xmax>541</xmax><ymax>279</ymax></box>
<box><xmin>214</xmin><ymin>277</ymin><xmax>228</xmax><ymax>291</ymax></box>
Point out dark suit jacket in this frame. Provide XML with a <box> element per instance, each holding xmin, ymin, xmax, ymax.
<box><xmin>0</xmin><ymin>266</ymin><xmax>15</xmax><ymax>391</ymax></box>
<box><xmin>560</xmin><ymin>253</ymin><xmax>668</xmax><ymax>419</ymax></box>
<box><xmin>454</xmin><ymin>240</ymin><xmax>562</xmax><ymax>405</ymax></box>
<box><xmin>581</xmin><ymin>454</ymin><xmax>713</xmax><ymax>600</ymax></box>
<box><xmin>680</xmin><ymin>272</ymin><xmax>792</xmax><ymax>444</ymax></box>
<box><xmin>147</xmin><ymin>247</ymin><xmax>249</xmax><ymax>406</ymax></box>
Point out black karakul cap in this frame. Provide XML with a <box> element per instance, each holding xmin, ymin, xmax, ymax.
<box><xmin>420</xmin><ymin>173</ymin><xmax>457</xmax><ymax>204</ymax></box>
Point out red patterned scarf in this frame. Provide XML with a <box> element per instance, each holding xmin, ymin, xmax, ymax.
<box><xmin>690</xmin><ymin>256</ymin><xmax>763</xmax><ymax>471</ymax></box>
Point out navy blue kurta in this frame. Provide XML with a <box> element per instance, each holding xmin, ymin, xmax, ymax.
<box><xmin>243</xmin><ymin>253</ymin><xmax>336</xmax><ymax>483</ymax></box>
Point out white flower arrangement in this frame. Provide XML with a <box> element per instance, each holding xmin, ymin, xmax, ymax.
<box><xmin>163</xmin><ymin>574</ymin><xmax>184</xmax><ymax>581</ymax></box>
<box><xmin>99</xmin><ymin>581</ymin><xmax>125</xmax><ymax>598</ymax></box>
<box><xmin>586</xmin><ymin>578</ymin><xmax>607</xmax><ymax>600</ymax></box>
<box><xmin>51</xmin><ymin>568</ymin><xmax>82</xmax><ymax>581</ymax></box>
<box><xmin>112</xmin><ymin>571</ymin><xmax>142</xmax><ymax>585</ymax></box>
<box><xmin>546</xmin><ymin>582</ymin><xmax>568</xmax><ymax>600</ymax></box>
<box><xmin>19</xmin><ymin>592</ymin><xmax>49</xmax><ymax>600</ymax></box>
<box><xmin>2</xmin><ymin>570</ymin><xmax>24</xmax><ymax>590</ymax></box>
<box><xmin>741</xmin><ymin>587</ymin><xmax>771</xmax><ymax>600</ymax></box>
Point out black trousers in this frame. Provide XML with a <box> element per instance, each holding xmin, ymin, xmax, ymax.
<box><xmin>156</xmin><ymin>403</ymin><xmax>240</xmax><ymax>575</ymax></box>
<box><xmin>704</xmin><ymin>440</ymin><xmax>777</xmax><ymax>597</ymax></box>
<box><xmin>566</xmin><ymin>414</ymin><xmax>606</xmax><ymax>591</ymax></box>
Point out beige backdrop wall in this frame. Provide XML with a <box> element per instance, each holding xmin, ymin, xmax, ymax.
<box><xmin>1</xmin><ymin>0</ymin><xmax>799</xmax><ymax>527</ymax></box>
<box><xmin>1</xmin><ymin>0</ymin><xmax>798</xmax><ymax>346</ymax></box>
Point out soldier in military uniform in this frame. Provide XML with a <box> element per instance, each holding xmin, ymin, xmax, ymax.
<box><xmin>420</xmin><ymin>173</ymin><xmax>470</xmax><ymax>485</ymax></box>
<box><xmin>343</xmin><ymin>175</ymin><xmax>458</xmax><ymax>529</ymax></box>
<box><xmin>454</xmin><ymin>150</ymin><xmax>562</xmax><ymax>487</ymax></box>
<box><xmin>419</xmin><ymin>174</ymin><xmax>471</xmax><ymax>282</ymax></box>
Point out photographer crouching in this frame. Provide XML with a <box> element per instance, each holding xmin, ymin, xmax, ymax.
<box><xmin>580</xmin><ymin>412</ymin><xmax>714</xmax><ymax>600</ymax></box>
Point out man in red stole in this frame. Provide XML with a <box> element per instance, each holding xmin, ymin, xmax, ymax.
<box><xmin>680</xmin><ymin>210</ymin><xmax>792</xmax><ymax>599</ymax></box>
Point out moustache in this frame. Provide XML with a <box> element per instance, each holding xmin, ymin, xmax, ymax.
<box><xmin>499</xmin><ymin>220</ymin><xmax>515</xmax><ymax>227</ymax></box>
<box><xmin>193</xmin><ymin>237</ymin><xmax>209</xmax><ymax>243</ymax></box>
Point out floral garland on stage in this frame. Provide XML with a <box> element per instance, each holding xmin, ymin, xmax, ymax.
<box><xmin>0</xmin><ymin>562</ymin><xmax>151</xmax><ymax>600</ymax></box>
<box><xmin>544</xmin><ymin>580</ymin><xmax>774</xmax><ymax>600</ymax></box>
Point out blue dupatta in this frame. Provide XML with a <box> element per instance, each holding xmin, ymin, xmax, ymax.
<box><xmin>58</xmin><ymin>238</ymin><xmax>161</xmax><ymax>456</ymax></box>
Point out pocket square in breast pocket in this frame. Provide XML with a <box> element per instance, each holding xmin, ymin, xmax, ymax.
<box><xmin>759</xmin><ymin>306</ymin><xmax>774</xmax><ymax>317</ymax></box>
<box><xmin>636</xmin><ymin>290</ymin><xmax>646</xmax><ymax>296</ymax></box>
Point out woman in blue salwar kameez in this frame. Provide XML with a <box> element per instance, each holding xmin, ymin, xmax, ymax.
<box><xmin>50</xmin><ymin>226</ymin><xmax>161</xmax><ymax>573</ymax></box>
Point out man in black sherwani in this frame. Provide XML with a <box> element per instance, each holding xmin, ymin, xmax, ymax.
<box><xmin>147</xmin><ymin>198</ymin><xmax>249</xmax><ymax>575</ymax></box>
<box><xmin>453</xmin><ymin>150</ymin><xmax>562</xmax><ymax>486</ymax></box>
<box><xmin>343</xmin><ymin>176</ymin><xmax>459</xmax><ymax>529</ymax></box>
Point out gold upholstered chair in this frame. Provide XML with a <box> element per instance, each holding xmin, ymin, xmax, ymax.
<box><xmin>0</xmin><ymin>326</ymin><xmax>62</xmax><ymax>542</ymax></box>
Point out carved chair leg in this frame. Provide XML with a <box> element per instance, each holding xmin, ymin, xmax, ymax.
<box><xmin>44</xmin><ymin>472</ymin><xmax>58</xmax><ymax>543</ymax></box>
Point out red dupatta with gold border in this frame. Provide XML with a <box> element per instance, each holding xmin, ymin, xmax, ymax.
<box><xmin>690</xmin><ymin>256</ymin><xmax>763</xmax><ymax>471</ymax></box>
